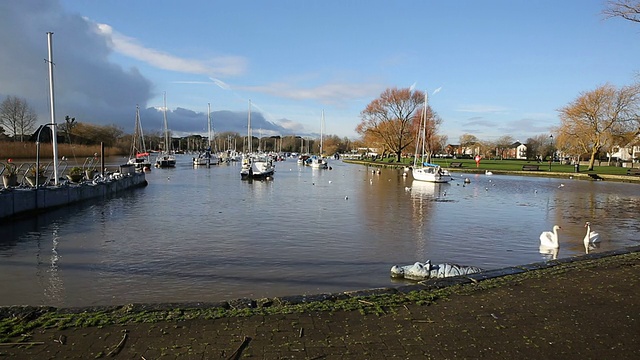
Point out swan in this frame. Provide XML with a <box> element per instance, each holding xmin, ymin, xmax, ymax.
<box><xmin>539</xmin><ymin>225</ymin><xmax>561</xmax><ymax>248</ymax></box>
<box><xmin>584</xmin><ymin>222</ymin><xmax>600</xmax><ymax>245</ymax></box>
<box><xmin>485</xmin><ymin>170</ymin><xmax>493</xmax><ymax>175</ymax></box>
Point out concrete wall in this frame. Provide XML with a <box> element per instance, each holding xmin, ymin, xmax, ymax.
<box><xmin>0</xmin><ymin>173</ymin><xmax>147</xmax><ymax>220</ymax></box>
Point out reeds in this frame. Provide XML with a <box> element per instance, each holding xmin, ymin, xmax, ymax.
<box><xmin>0</xmin><ymin>141</ymin><xmax>124</xmax><ymax>159</ymax></box>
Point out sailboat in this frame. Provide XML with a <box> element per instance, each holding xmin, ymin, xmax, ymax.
<box><xmin>155</xmin><ymin>93</ymin><xmax>176</xmax><ymax>168</ymax></box>
<box><xmin>193</xmin><ymin>103</ymin><xmax>220</xmax><ymax>166</ymax></box>
<box><xmin>412</xmin><ymin>91</ymin><xmax>451</xmax><ymax>183</ymax></box>
<box><xmin>241</xmin><ymin>100</ymin><xmax>275</xmax><ymax>179</ymax></box>
<box><xmin>309</xmin><ymin>110</ymin><xmax>329</xmax><ymax>169</ymax></box>
<box><xmin>127</xmin><ymin>105</ymin><xmax>151</xmax><ymax>171</ymax></box>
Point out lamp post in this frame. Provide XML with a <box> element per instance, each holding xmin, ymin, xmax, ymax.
<box><xmin>548</xmin><ymin>134</ymin><xmax>554</xmax><ymax>171</ymax></box>
<box><xmin>35</xmin><ymin>123</ymin><xmax>57</xmax><ymax>187</ymax></box>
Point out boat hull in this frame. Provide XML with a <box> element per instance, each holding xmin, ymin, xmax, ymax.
<box><xmin>128</xmin><ymin>158</ymin><xmax>151</xmax><ymax>172</ymax></box>
<box><xmin>240</xmin><ymin>168</ymin><xmax>275</xmax><ymax>179</ymax></box>
<box><xmin>412</xmin><ymin>166</ymin><xmax>452</xmax><ymax>183</ymax></box>
<box><xmin>193</xmin><ymin>153</ymin><xmax>220</xmax><ymax>166</ymax></box>
<box><xmin>241</xmin><ymin>157</ymin><xmax>275</xmax><ymax>179</ymax></box>
<box><xmin>155</xmin><ymin>155</ymin><xmax>176</xmax><ymax>168</ymax></box>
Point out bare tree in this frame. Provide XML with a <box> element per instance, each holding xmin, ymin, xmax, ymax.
<box><xmin>0</xmin><ymin>96</ymin><xmax>38</xmax><ymax>141</ymax></box>
<box><xmin>526</xmin><ymin>134</ymin><xmax>555</xmax><ymax>161</ymax></box>
<box><xmin>494</xmin><ymin>135</ymin><xmax>516</xmax><ymax>159</ymax></box>
<box><xmin>604</xmin><ymin>0</ymin><xmax>640</xmax><ymax>23</ymax></box>
<box><xmin>60</xmin><ymin>115</ymin><xmax>77</xmax><ymax>143</ymax></box>
<box><xmin>557</xmin><ymin>83</ymin><xmax>640</xmax><ymax>170</ymax></box>
<box><xmin>357</xmin><ymin>87</ymin><xmax>442</xmax><ymax>162</ymax></box>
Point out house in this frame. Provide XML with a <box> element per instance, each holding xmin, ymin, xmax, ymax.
<box><xmin>497</xmin><ymin>142</ymin><xmax>527</xmax><ymax>160</ymax></box>
<box><xmin>608</xmin><ymin>144</ymin><xmax>640</xmax><ymax>162</ymax></box>
<box><xmin>443</xmin><ymin>144</ymin><xmax>479</xmax><ymax>157</ymax></box>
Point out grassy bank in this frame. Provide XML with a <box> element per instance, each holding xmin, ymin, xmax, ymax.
<box><xmin>0</xmin><ymin>250</ymin><xmax>637</xmax><ymax>343</ymax></box>
<box><xmin>344</xmin><ymin>157</ymin><xmax>638</xmax><ymax>177</ymax></box>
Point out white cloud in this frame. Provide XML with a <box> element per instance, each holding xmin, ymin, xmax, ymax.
<box><xmin>242</xmin><ymin>81</ymin><xmax>383</xmax><ymax>106</ymax></box>
<box><xmin>94</xmin><ymin>21</ymin><xmax>247</xmax><ymax>77</ymax></box>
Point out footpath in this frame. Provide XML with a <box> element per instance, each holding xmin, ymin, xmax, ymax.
<box><xmin>1</xmin><ymin>247</ymin><xmax>639</xmax><ymax>359</ymax></box>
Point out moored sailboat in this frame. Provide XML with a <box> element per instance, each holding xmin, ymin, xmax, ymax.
<box><xmin>155</xmin><ymin>93</ymin><xmax>176</xmax><ymax>168</ymax></box>
<box><xmin>412</xmin><ymin>91</ymin><xmax>451</xmax><ymax>183</ymax></box>
<box><xmin>127</xmin><ymin>105</ymin><xmax>151</xmax><ymax>172</ymax></box>
<box><xmin>240</xmin><ymin>100</ymin><xmax>275</xmax><ymax>179</ymax></box>
<box><xmin>309</xmin><ymin>110</ymin><xmax>329</xmax><ymax>169</ymax></box>
<box><xmin>193</xmin><ymin>103</ymin><xmax>220</xmax><ymax>166</ymax></box>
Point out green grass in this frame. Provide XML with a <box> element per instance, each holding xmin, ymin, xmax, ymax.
<box><xmin>349</xmin><ymin>157</ymin><xmax>636</xmax><ymax>176</ymax></box>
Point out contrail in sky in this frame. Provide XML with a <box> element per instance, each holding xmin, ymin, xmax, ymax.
<box><xmin>433</xmin><ymin>87</ymin><xmax>442</xmax><ymax>95</ymax></box>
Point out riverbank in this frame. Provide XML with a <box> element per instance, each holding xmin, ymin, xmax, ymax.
<box><xmin>343</xmin><ymin>158</ymin><xmax>640</xmax><ymax>183</ymax></box>
<box><xmin>1</xmin><ymin>247</ymin><xmax>638</xmax><ymax>359</ymax></box>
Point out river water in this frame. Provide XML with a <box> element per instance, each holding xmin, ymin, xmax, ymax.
<box><xmin>1</xmin><ymin>155</ymin><xmax>639</xmax><ymax>307</ymax></box>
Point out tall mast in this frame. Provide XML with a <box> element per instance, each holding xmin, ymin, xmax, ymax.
<box><xmin>47</xmin><ymin>32</ymin><xmax>59</xmax><ymax>185</ymax></box>
<box><xmin>247</xmin><ymin>100</ymin><xmax>252</xmax><ymax>153</ymax></box>
<box><xmin>423</xmin><ymin>91</ymin><xmax>428</xmax><ymax>163</ymax></box>
<box><xmin>320</xmin><ymin>110</ymin><xmax>324</xmax><ymax>156</ymax></box>
<box><xmin>207</xmin><ymin>103</ymin><xmax>211</xmax><ymax>150</ymax></box>
<box><xmin>163</xmin><ymin>92</ymin><xmax>169</xmax><ymax>153</ymax></box>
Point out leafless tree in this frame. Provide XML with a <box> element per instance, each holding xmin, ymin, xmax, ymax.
<box><xmin>0</xmin><ymin>96</ymin><xmax>38</xmax><ymax>142</ymax></box>
<box><xmin>357</xmin><ymin>87</ymin><xmax>442</xmax><ymax>162</ymax></box>
<box><xmin>556</xmin><ymin>83</ymin><xmax>640</xmax><ymax>170</ymax></box>
<box><xmin>604</xmin><ymin>0</ymin><xmax>640</xmax><ymax>23</ymax></box>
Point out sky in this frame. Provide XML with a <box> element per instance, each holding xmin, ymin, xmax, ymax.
<box><xmin>1</xmin><ymin>0</ymin><xmax>638</xmax><ymax>144</ymax></box>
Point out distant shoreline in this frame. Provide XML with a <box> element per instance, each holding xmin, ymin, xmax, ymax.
<box><xmin>342</xmin><ymin>159</ymin><xmax>640</xmax><ymax>184</ymax></box>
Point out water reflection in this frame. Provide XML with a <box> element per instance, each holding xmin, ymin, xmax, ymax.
<box><xmin>539</xmin><ymin>245</ymin><xmax>559</xmax><ymax>260</ymax></box>
<box><xmin>410</xmin><ymin>181</ymin><xmax>451</xmax><ymax>200</ymax></box>
<box><xmin>0</xmin><ymin>159</ymin><xmax>639</xmax><ymax>307</ymax></box>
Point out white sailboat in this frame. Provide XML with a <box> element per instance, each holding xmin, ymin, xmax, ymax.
<box><xmin>193</xmin><ymin>103</ymin><xmax>220</xmax><ymax>166</ymax></box>
<box><xmin>309</xmin><ymin>110</ymin><xmax>329</xmax><ymax>169</ymax></box>
<box><xmin>412</xmin><ymin>91</ymin><xmax>451</xmax><ymax>183</ymax></box>
<box><xmin>127</xmin><ymin>105</ymin><xmax>151</xmax><ymax>171</ymax></box>
<box><xmin>241</xmin><ymin>100</ymin><xmax>275</xmax><ymax>179</ymax></box>
<box><xmin>155</xmin><ymin>93</ymin><xmax>176</xmax><ymax>168</ymax></box>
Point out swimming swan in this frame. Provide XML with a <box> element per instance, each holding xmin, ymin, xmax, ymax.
<box><xmin>584</xmin><ymin>222</ymin><xmax>600</xmax><ymax>245</ymax></box>
<box><xmin>540</xmin><ymin>225</ymin><xmax>561</xmax><ymax>248</ymax></box>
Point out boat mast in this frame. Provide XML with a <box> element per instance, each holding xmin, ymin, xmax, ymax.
<box><xmin>138</xmin><ymin>105</ymin><xmax>147</xmax><ymax>154</ymax></box>
<box><xmin>163</xmin><ymin>92</ymin><xmax>169</xmax><ymax>153</ymax></box>
<box><xmin>320</xmin><ymin>110</ymin><xmax>324</xmax><ymax>156</ymax></box>
<box><xmin>46</xmin><ymin>32</ymin><xmax>59</xmax><ymax>185</ymax></box>
<box><xmin>207</xmin><ymin>103</ymin><xmax>211</xmax><ymax>151</ymax></box>
<box><xmin>131</xmin><ymin>105</ymin><xmax>140</xmax><ymax>155</ymax></box>
<box><xmin>414</xmin><ymin>91</ymin><xmax>428</xmax><ymax>168</ymax></box>
<box><xmin>423</xmin><ymin>91</ymin><xmax>428</xmax><ymax>164</ymax></box>
<box><xmin>247</xmin><ymin>100</ymin><xmax>252</xmax><ymax>153</ymax></box>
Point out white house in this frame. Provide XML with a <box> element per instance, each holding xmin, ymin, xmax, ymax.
<box><xmin>608</xmin><ymin>144</ymin><xmax>640</xmax><ymax>163</ymax></box>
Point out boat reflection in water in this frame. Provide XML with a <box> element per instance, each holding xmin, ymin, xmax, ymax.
<box><xmin>409</xmin><ymin>180</ymin><xmax>450</xmax><ymax>199</ymax></box>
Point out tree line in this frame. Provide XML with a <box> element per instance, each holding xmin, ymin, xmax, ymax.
<box><xmin>0</xmin><ymin>96</ymin><xmax>354</xmax><ymax>156</ymax></box>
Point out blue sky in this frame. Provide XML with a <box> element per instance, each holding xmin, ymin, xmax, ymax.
<box><xmin>1</xmin><ymin>1</ymin><xmax>638</xmax><ymax>143</ymax></box>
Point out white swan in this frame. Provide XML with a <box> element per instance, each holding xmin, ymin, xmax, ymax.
<box><xmin>485</xmin><ymin>170</ymin><xmax>493</xmax><ymax>175</ymax></box>
<box><xmin>539</xmin><ymin>225</ymin><xmax>561</xmax><ymax>248</ymax></box>
<box><xmin>584</xmin><ymin>222</ymin><xmax>600</xmax><ymax>245</ymax></box>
